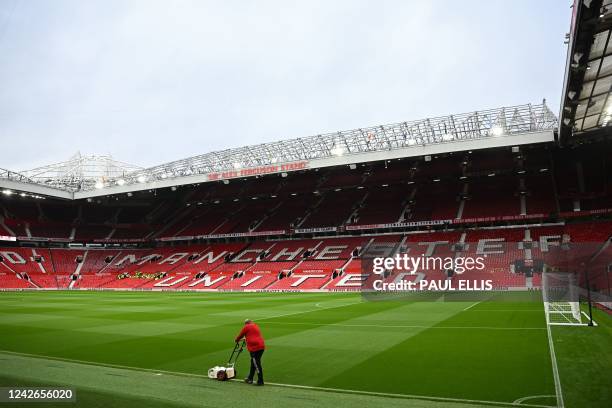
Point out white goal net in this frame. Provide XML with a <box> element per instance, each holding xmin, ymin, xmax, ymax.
<box><xmin>542</xmin><ymin>272</ymin><xmax>584</xmax><ymax>326</ymax></box>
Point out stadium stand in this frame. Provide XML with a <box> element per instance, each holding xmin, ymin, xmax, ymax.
<box><xmin>1</xmin><ymin>139</ymin><xmax>612</xmax><ymax>293</ymax></box>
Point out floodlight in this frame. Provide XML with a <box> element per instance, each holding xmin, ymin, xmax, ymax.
<box><xmin>491</xmin><ymin>126</ymin><xmax>504</xmax><ymax>136</ymax></box>
<box><xmin>2</xmin><ymin>190</ymin><xmax>13</xmax><ymax>196</ymax></box>
<box><xmin>137</xmin><ymin>175</ymin><xmax>147</xmax><ymax>183</ymax></box>
<box><xmin>117</xmin><ymin>179</ymin><xmax>126</xmax><ymax>186</ymax></box>
<box><xmin>331</xmin><ymin>145</ymin><xmax>345</xmax><ymax>156</ymax></box>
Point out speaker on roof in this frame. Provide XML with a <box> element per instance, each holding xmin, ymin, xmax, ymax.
<box><xmin>75</xmin><ymin>255</ymin><xmax>83</xmax><ymax>264</ymax></box>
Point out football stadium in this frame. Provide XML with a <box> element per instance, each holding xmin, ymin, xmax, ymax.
<box><xmin>0</xmin><ymin>1</ymin><xmax>611</xmax><ymax>408</ymax></box>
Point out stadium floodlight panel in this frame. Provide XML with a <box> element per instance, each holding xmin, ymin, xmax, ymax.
<box><xmin>0</xmin><ymin>102</ymin><xmax>557</xmax><ymax>199</ymax></box>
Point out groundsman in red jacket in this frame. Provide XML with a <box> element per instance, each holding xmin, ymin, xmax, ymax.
<box><xmin>235</xmin><ymin>319</ymin><xmax>265</xmax><ymax>385</ymax></box>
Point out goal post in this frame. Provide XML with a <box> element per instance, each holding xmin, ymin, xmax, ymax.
<box><xmin>542</xmin><ymin>271</ymin><xmax>584</xmax><ymax>326</ymax></box>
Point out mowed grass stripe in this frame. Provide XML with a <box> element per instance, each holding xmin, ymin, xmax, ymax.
<box><xmin>0</xmin><ymin>291</ymin><xmax>557</xmax><ymax>406</ymax></box>
<box><xmin>0</xmin><ymin>351</ymin><xmax>552</xmax><ymax>408</ymax></box>
<box><xmin>317</xmin><ymin>303</ymin><xmax>555</xmax><ymax>404</ymax></box>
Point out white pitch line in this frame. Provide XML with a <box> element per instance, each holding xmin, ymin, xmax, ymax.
<box><xmin>463</xmin><ymin>301</ymin><xmax>481</xmax><ymax>311</ymax></box>
<box><xmin>263</xmin><ymin>321</ymin><xmax>546</xmax><ymax>331</ymax></box>
<box><xmin>0</xmin><ymin>350</ymin><xmax>555</xmax><ymax>408</ymax></box>
<box><xmin>581</xmin><ymin>311</ymin><xmax>597</xmax><ymax>326</ymax></box>
<box><xmin>513</xmin><ymin>395</ymin><xmax>557</xmax><ymax>405</ymax></box>
<box><xmin>257</xmin><ymin>300</ymin><xmax>363</xmax><ymax>321</ymax></box>
<box><xmin>239</xmin><ymin>380</ymin><xmax>555</xmax><ymax>408</ymax></box>
<box><xmin>545</xmin><ymin>315</ymin><xmax>564</xmax><ymax>408</ymax></box>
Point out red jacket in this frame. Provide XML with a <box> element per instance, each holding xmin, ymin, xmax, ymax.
<box><xmin>235</xmin><ymin>322</ymin><xmax>265</xmax><ymax>352</ymax></box>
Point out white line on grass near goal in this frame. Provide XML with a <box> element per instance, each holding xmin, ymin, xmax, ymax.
<box><xmin>513</xmin><ymin>395</ymin><xmax>557</xmax><ymax>405</ymax></box>
<box><xmin>0</xmin><ymin>350</ymin><xmax>555</xmax><ymax>408</ymax></box>
<box><xmin>545</xmin><ymin>312</ymin><xmax>564</xmax><ymax>408</ymax></box>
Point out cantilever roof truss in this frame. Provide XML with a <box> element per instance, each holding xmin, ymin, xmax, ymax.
<box><xmin>0</xmin><ymin>102</ymin><xmax>557</xmax><ymax>200</ymax></box>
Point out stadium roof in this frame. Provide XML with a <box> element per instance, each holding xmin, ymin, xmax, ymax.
<box><xmin>21</xmin><ymin>152</ymin><xmax>142</xmax><ymax>192</ymax></box>
<box><xmin>559</xmin><ymin>0</ymin><xmax>612</xmax><ymax>140</ymax></box>
<box><xmin>0</xmin><ymin>102</ymin><xmax>557</xmax><ymax>200</ymax></box>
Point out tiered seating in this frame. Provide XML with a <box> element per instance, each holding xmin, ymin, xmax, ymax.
<box><xmin>300</xmin><ymin>190</ymin><xmax>365</xmax><ymax>228</ymax></box>
<box><xmin>0</xmin><ymin>247</ymin><xmax>43</xmax><ymax>274</ymax></box>
<box><xmin>175</xmin><ymin>203</ymin><xmax>241</xmax><ymax>236</ymax></box>
<box><xmin>78</xmin><ymin>250</ymin><xmax>121</xmax><ymax>274</ymax></box>
<box><xmin>112</xmin><ymin>225</ymin><xmax>152</xmax><ymax>239</ymax></box>
<box><xmin>319</xmin><ymin>168</ymin><xmax>364</xmax><ymax>188</ymax></box>
<box><xmin>352</xmin><ymin>186</ymin><xmax>408</xmax><ymax>224</ymax></box>
<box><xmin>100</xmin><ymin>277</ymin><xmax>151</xmax><ymax>289</ymax></box>
<box><xmin>249</xmin><ymin>261</ymin><xmax>297</xmax><ymax>273</ymax></box>
<box><xmin>3</xmin><ymin>218</ymin><xmax>28</xmax><ymax>237</ymax></box>
<box><xmin>74</xmin><ymin>274</ymin><xmax>116</xmax><ymax>289</ymax></box>
<box><xmin>409</xmin><ymin>181</ymin><xmax>460</xmax><ymax>221</ymax></box>
<box><xmin>267</xmin><ymin>273</ymin><xmax>330</xmax><ymax>290</ymax></box>
<box><xmin>74</xmin><ymin>226</ymin><xmax>112</xmax><ymax>240</ymax></box>
<box><xmin>29</xmin><ymin>274</ymin><xmax>62</xmax><ymax>289</ymax></box>
<box><xmin>525</xmin><ymin>174</ymin><xmax>556</xmax><ymax>215</ymax></box>
<box><xmin>50</xmin><ymin>249</ymin><xmax>83</xmax><ymax>274</ymax></box>
<box><xmin>0</xmin><ymin>220</ymin><xmax>610</xmax><ymax>291</ymax></box>
<box><xmin>293</xmin><ymin>260</ymin><xmax>346</xmax><ymax>273</ymax></box>
<box><xmin>255</xmin><ymin>195</ymin><xmax>316</xmax><ymax>230</ymax></box>
<box><xmin>462</xmin><ymin>177</ymin><xmax>520</xmax><ymax>218</ymax></box>
<box><xmin>219</xmin><ymin>272</ymin><xmax>277</xmax><ymax>290</ymax></box>
<box><xmin>0</xmin><ymin>223</ymin><xmax>13</xmax><ymax>236</ymax></box>
<box><xmin>28</xmin><ymin>222</ymin><xmax>72</xmax><ymax>239</ymax></box>
<box><xmin>0</xmin><ymin>272</ymin><xmax>33</xmax><ymax>289</ymax></box>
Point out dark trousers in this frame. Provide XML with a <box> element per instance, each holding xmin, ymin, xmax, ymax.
<box><xmin>248</xmin><ymin>349</ymin><xmax>264</xmax><ymax>383</ymax></box>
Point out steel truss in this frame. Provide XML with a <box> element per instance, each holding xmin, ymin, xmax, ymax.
<box><xmin>1</xmin><ymin>102</ymin><xmax>557</xmax><ymax>193</ymax></box>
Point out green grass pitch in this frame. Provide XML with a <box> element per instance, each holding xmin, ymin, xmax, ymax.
<box><xmin>0</xmin><ymin>291</ymin><xmax>609</xmax><ymax>408</ymax></box>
